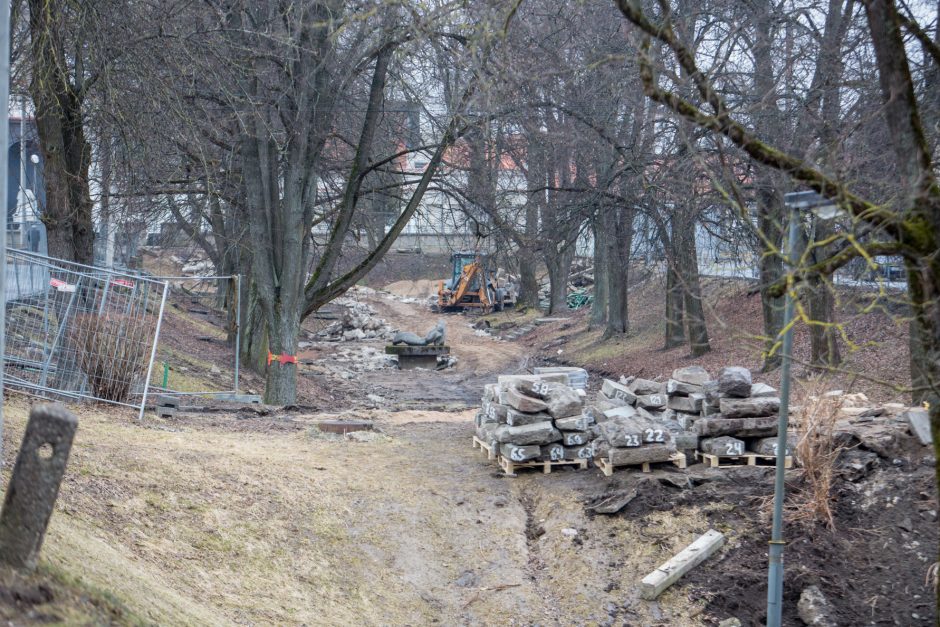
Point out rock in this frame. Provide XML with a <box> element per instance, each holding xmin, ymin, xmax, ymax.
<box><xmin>750</xmin><ymin>382</ymin><xmax>777</xmax><ymax>397</ymax></box>
<box><xmin>596</xmin><ymin>395</ymin><xmax>629</xmax><ymax>410</ymax></box>
<box><xmin>561</xmin><ymin>527</ymin><xmax>579</xmax><ymax>537</ymax></box>
<box><xmin>629</xmin><ymin>378</ymin><xmax>663</xmax><ymax>395</ymax></box>
<box><xmin>718</xmin><ymin>367</ymin><xmax>752</xmax><ymax>398</ymax></box>
<box><xmin>904</xmin><ymin>408</ymin><xmax>932</xmax><ymax>445</ymax></box>
<box><xmin>545</xmin><ymin>385</ymin><xmax>583</xmax><ymax>418</ymax></box>
<box><xmin>606</xmin><ymin>443</ymin><xmax>677</xmax><ymax>465</ymax></box>
<box><xmin>695</xmin><ymin>417</ymin><xmax>779</xmax><ymax>438</ymax></box>
<box><xmin>603</xmin><ymin>405</ymin><xmax>638</xmax><ymax>420</ymax></box>
<box><xmin>672</xmin><ymin>432</ymin><xmax>699</xmax><ymax>450</ymax></box>
<box><xmin>502</xmin><ymin>387</ymin><xmax>550</xmax><ymax>413</ymax></box>
<box><xmin>506</xmin><ymin>409</ymin><xmax>552</xmax><ymax>427</ymax></box>
<box><xmin>668</xmin><ymin>394</ymin><xmax>704</xmax><ymax>413</ymax></box>
<box><xmin>540</xmin><ymin>443</ymin><xmax>565</xmax><ymax>462</ymax></box>
<box><xmin>497</xmin><ymin>373</ymin><xmax>568</xmax><ymax>387</ymax></box>
<box><xmin>494</xmin><ymin>421</ymin><xmax>561</xmax><ymax>445</ymax></box>
<box><xmin>665</xmin><ymin>379</ymin><xmax>703</xmax><ymax>396</ymax></box>
<box><xmin>597</xmin><ymin>417</ymin><xmax>645</xmax><ymax>448</ymax></box>
<box><xmin>720</xmin><ymin>397</ymin><xmax>780</xmax><ymax>418</ymax></box>
<box><xmin>677</xmin><ymin>413</ymin><xmax>698</xmax><ymax>431</ymax></box>
<box><xmin>476</xmin><ymin>423</ymin><xmax>499</xmax><ymax>447</ymax></box>
<box><xmin>555</xmin><ymin>415</ymin><xmax>592</xmax><ymax>431</ymax></box>
<box><xmin>564</xmin><ymin>443</ymin><xmax>597</xmax><ymax>460</ymax></box>
<box><xmin>601</xmin><ymin>379</ymin><xmax>637</xmax><ymax>405</ymax></box>
<box><xmin>482</xmin><ymin>384</ymin><xmax>499</xmax><ymax>403</ymax></box>
<box><xmin>500</xmin><ymin>443</ymin><xmax>540</xmax><ymax>462</ymax></box>
<box><xmin>750</xmin><ymin>436</ymin><xmax>794</xmax><ymax>456</ymax></box>
<box><xmin>583</xmin><ymin>406</ymin><xmax>607</xmax><ymax>424</ymax></box>
<box><xmin>481</xmin><ymin>401</ymin><xmax>509</xmax><ymax>423</ymax></box>
<box><xmin>700</xmin><ymin>436</ymin><xmax>746</xmax><ymax>457</ymax></box>
<box><xmin>702</xmin><ymin>380</ymin><xmax>721</xmax><ymax>403</ymax></box>
<box><xmin>455</xmin><ymin>571</ymin><xmax>476</xmax><ymax>588</ymax></box>
<box><xmin>701</xmin><ymin>403</ymin><xmax>721</xmax><ymax>417</ymax></box>
<box><xmin>562</xmin><ymin>431</ymin><xmax>592</xmax><ymax>447</ymax></box>
<box><xmin>671</xmin><ymin>366</ymin><xmax>711</xmax><ymax>386</ymax></box>
<box><xmin>797</xmin><ymin>585</ymin><xmax>837</xmax><ymax>627</ymax></box>
<box><xmin>718</xmin><ymin>619</ymin><xmax>741</xmax><ymax>627</ymax></box>
<box><xmin>636</xmin><ymin>393</ymin><xmax>668</xmax><ymax>410</ymax></box>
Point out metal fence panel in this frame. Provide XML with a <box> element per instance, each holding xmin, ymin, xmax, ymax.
<box><xmin>4</xmin><ymin>249</ymin><xmax>167</xmax><ymax>416</ymax></box>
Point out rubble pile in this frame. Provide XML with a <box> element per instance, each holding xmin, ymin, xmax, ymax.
<box><xmin>316</xmin><ymin>299</ymin><xmax>395</xmax><ymax>342</ymax></box>
<box><xmin>588</xmin><ymin>378</ymin><xmax>687</xmax><ymax>467</ymax></box>
<box><xmin>474</xmin><ymin>374</ymin><xmax>596</xmax><ymax>465</ymax></box>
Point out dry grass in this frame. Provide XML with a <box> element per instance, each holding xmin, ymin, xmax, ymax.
<box><xmin>787</xmin><ymin>381</ymin><xmax>846</xmax><ymax>530</ymax></box>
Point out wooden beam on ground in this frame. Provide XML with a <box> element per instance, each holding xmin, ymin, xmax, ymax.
<box><xmin>640</xmin><ymin>529</ymin><xmax>725</xmax><ymax>600</ymax></box>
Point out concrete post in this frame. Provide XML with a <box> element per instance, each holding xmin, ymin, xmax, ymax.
<box><xmin>0</xmin><ymin>404</ymin><xmax>78</xmax><ymax>570</ymax></box>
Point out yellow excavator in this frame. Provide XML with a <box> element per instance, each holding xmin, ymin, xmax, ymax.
<box><xmin>437</xmin><ymin>251</ymin><xmax>515</xmax><ymax>313</ymax></box>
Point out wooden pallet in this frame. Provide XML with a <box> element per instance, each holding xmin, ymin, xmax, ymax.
<box><xmin>497</xmin><ymin>455</ymin><xmax>589</xmax><ymax>476</ymax></box>
<box><xmin>472</xmin><ymin>436</ymin><xmax>496</xmax><ymax>461</ymax></box>
<box><xmin>695</xmin><ymin>451</ymin><xmax>793</xmax><ymax>469</ymax></box>
<box><xmin>594</xmin><ymin>451</ymin><xmax>688</xmax><ymax>477</ymax></box>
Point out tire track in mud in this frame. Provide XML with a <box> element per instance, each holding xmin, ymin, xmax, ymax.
<box><xmin>517</xmin><ymin>489</ymin><xmax>563</xmax><ymax>624</ymax></box>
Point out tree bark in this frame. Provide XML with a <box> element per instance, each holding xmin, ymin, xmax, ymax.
<box><xmin>591</xmin><ymin>213</ymin><xmax>608</xmax><ymax>326</ymax></box>
<box><xmin>664</xmin><ymin>261</ymin><xmax>685</xmax><ymax>348</ymax></box>
<box><xmin>605</xmin><ymin>205</ymin><xmax>633</xmax><ymax>337</ymax></box>
<box><xmin>28</xmin><ymin>0</ymin><xmax>95</xmax><ymax>264</ymax></box>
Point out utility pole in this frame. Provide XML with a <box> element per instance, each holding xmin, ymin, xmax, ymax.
<box><xmin>0</xmin><ymin>0</ymin><xmax>12</xmax><ymax>460</ymax></box>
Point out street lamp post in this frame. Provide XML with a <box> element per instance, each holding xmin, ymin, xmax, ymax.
<box><xmin>766</xmin><ymin>190</ymin><xmax>839</xmax><ymax>627</ymax></box>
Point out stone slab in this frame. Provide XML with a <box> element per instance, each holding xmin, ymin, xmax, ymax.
<box><xmin>540</xmin><ymin>443</ymin><xmax>565</xmax><ymax>462</ymax></box>
<box><xmin>564</xmin><ymin>442</ymin><xmax>597</xmax><ymax>460</ymax></box>
<box><xmin>500</xmin><ymin>443</ymin><xmax>540</xmax><ymax>462</ymax></box>
<box><xmin>671</xmin><ymin>366</ymin><xmax>711</xmax><ymax>386</ymax></box>
<box><xmin>630</xmin><ymin>377</ymin><xmax>664</xmax><ymax>395</ymax></box>
<box><xmin>700</xmin><ymin>436</ymin><xmax>746</xmax><ymax>457</ymax></box>
<box><xmin>554</xmin><ymin>414</ymin><xmax>592</xmax><ymax>431</ymax></box>
<box><xmin>666</xmin><ymin>379</ymin><xmax>703</xmax><ymax>396</ymax></box>
<box><xmin>506</xmin><ymin>409</ymin><xmax>552</xmax><ymax>427</ymax></box>
<box><xmin>502</xmin><ymin>387</ymin><xmax>549</xmax><ymax>413</ymax></box>
<box><xmin>494</xmin><ymin>421</ymin><xmax>561</xmax><ymax>445</ymax></box>
<box><xmin>668</xmin><ymin>394</ymin><xmax>704</xmax><ymax>413</ymax></box>
<box><xmin>750</xmin><ymin>382</ymin><xmax>777</xmax><ymax>398</ymax></box>
<box><xmin>750</xmin><ymin>436</ymin><xmax>794</xmax><ymax>456</ymax></box>
<box><xmin>695</xmin><ymin>417</ymin><xmax>779</xmax><ymax>438</ymax></box>
<box><xmin>720</xmin><ymin>397</ymin><xmax>780</xmax><ymax>418</ymax></box>
<box><xmin>904</xmin><ymin>408</ymin><xmax>932</xmax><ymax>445</ymax></box>
<box><xmin>562</xmin><ymin>431</ymin><xmax>592</xmax><ymax>447</ymax></box>
<box><xmin>636</xmin><ymin>393</ymin><xmax>667</xmax><ymax>410</ymax></box>
<box><xmin>601</xmin><ymin>379</ymin><xmax>637</xmax><ymax>405</ymax></box>
<box><xmin>606</xmin><ymin>443</ymin><xmax>677</xmax><ymax>465</ymax></box>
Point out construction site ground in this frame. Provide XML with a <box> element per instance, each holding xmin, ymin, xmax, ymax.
<box><xmin>0</xmin><ymin>270</ymin><xmax>936</xmax><ymax>626</ymax></box>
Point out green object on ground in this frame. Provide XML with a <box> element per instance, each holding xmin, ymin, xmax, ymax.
<box><xmin>162</xmin><ymin>362</ymin><xmax>169</xmax><ymax>388</ymax></box>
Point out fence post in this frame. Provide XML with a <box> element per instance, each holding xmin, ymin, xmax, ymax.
<box><xmin>0</xmin><ymin>404</ymin><xmax>77</xmax><ymax>570</ymax></box>
<box><xmin>138</xmin><ymin>281</ymin><xmax>169</xmax><ymax>420</ymax></box>
<box><xmin>234</xmin><ymin>274</ymin><xmax>241</xmax><ymax>394</ymax></box>
<box><xmin>38</xmin><ymin>276</ymin><xmax>82</xmax><ymax>389</ymax></box>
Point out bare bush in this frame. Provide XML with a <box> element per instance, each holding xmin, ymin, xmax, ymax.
<box><xmin>787</xmin><ymin>382</ymin><xmax>845</xmax><ymax>530</ymax></box>
<box><xmin>69</xmin><ymin>313</ymin><xmax>156</xmax><ymax>402</ymax></box>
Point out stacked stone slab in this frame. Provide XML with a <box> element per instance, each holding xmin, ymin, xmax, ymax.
<box><xmin>473</xmin><ymin>374</ymin><xmax>595</xmax><ymax>465</ymax></box>
<box><xmin>691</xmin><ymin>366</ymin><xmax>788</xmax><ymax>458</ymax></box>
<box><xmin>588</xmin><ymin>378</ymin><xmax>682</xmax><ymax>466</ymax></box>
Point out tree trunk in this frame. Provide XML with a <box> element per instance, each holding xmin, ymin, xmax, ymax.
<box><xmin>546</xmin><ymin>247</ymin><xmax>574</xmax><ymax>315</ymax></box>
<box><xmin>674</xmin><ymin>215</ymin><xmax>710</xmax><ymax>355</ymax></box>
<box><xmin>758</xmin><ymin>193</ymin><xmax>785</xmax><ymax>370</ymax></box>
<box><xmin>591</xmin><ymin>214</ymin><xmax>608</xmax><ymax>326</ymax></box>
<box><xmin>605</xmin><ymin>205</ymin><xmax>633</xmax><ymax>337</ymax></box>
<box><xmin>664</xmin><ymin>262</ymin><xmax>685</xmax><ymax>348</ymax></box>
<box><xmin>263</xmin><ymin>307</ymin><xmax>300</xmax><ymax>405</ymax></box>
<box><xmin>28</xmin><ymin>0</ymin><xmax>95</xmax><ymax>264</ymax></box>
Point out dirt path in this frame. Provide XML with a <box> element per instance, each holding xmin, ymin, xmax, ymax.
<box><xmin>0</xmin><ymin>291</ymin><xmax>713</xmax><ymax>626</ymax></box>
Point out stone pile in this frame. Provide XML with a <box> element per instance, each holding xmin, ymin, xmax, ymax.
<box><xmin>588</xmin><ymin>377</ymin><xmax>689</xmax><ymax>467</ymax></box>
<box><xmin>474</xmin><ymin>374</ymin><xmax>596</xmax><ymax>464</ymax></box>
<box><xmin>316</xmin><ymin>299</ymin><xmax>395</xmax><ymax>342</ymax></box>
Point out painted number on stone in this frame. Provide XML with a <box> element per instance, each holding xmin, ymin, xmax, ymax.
<box><xmin>644</xmin><ymin>429</ymin><xmax>664</xmax><ymax>443</ymax></box>
<box><xmin>485</xmin><ymin>405</ymin><xmax>497</xmax><ymax>420</ymax></box>
<box><xmin>569</xmin><ymin>434</ymin><xmax>584</xmax><ymax>445</ymax></box>
<box><xmin>614</xmin><ymin>390</ymin><xmax>630</xmax><ymax>401</ymax></box>
<box><xmin>550</xmin><ymin>447</ymin><xmax>564</xmax><ymax>461</ymax></box>
<box><xmin>624</xmin><ymin>434</ymin><xmax>641</xmax><ymax>447</ymax></box>
<box><xmin>510</xmin><ymin>448</ymin><xmax>527</xmax><ymax>462</ymax></box>
<box><xmin>725</xmin><ymin>441</ymin><xmax>744</xmax><ymax>456</ymax></box>
<box><xmin>534</xmin><ymin>382</ymin><xmax>550</xmax><ymax>396</ymax></box>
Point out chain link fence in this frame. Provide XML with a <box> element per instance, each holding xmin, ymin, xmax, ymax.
<box><xmin>4</xmin><ymin>249</ymin><xmax>168</xmax><ymax>416</ymax></box>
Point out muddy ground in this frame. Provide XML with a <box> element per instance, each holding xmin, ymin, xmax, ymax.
<box><xmin>0</xmin><ymin>283</ymin><xmax>935</xmax><ymax>626</ymax></box>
